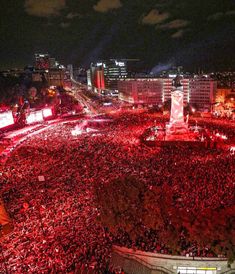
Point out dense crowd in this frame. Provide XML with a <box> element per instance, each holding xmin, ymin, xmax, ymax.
<box><xmin>0</xmin><ymin>111</ymin><xmax>234</xmax><ymax>273</ymax></box>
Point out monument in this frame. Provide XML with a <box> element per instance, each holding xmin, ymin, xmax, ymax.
<box><xmin>166</xmin><ymin>75</ymin><xmax>189</xmax><ymax>137</ymax></box>
<box><xmin>141</xmin><ymin>74</ymin><xmax>207</xmax><ymax>145</ymax></box>
<box><xmin>141</xmin><ymin>75</ymin><xmax>224</xmax><ymax>146</ymax></box>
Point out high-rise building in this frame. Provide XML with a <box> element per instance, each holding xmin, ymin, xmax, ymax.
<box><xmin>88</xmin><ymin>59</ymin><xmax>140</xmax><ymax>93</ymax></box>
<box><xmin>87</xmin><ymin>65</ymin><xmax>105</xmax><ymax>92</ymax></box>
<box><xmin>34</xmin><ymin>53</ymin><xmax>66</xmax><ymax>87</ymax></box>
<box><xmin>87</xmin><ymin>69</ymin><xmax>92</xmax><ymax>89</ymax></box>
<box><xmin>102</xmin><ymin>59</ymin><xmax>128</xmax><ymax>90</ymax></box>
<box><xmin>35</xmin><ymin>53</ymin><xmax>60</xmax><ymax>70</ymax></box>
<box><xmin>35</xmin><ymin>53</ymin><xmax>50</xmax><ymax>70</ymax></box>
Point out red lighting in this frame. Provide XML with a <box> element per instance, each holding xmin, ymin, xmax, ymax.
<box><xmin>94</xmin><ymin>69</ymin><xmax>105</xmax><ymax>89</ymax></box>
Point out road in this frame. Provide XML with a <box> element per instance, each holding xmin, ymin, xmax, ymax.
<box><xmin>70</xmin><ymin>81</ymin><xmax>99</xmax><ymax>115</ymax></box>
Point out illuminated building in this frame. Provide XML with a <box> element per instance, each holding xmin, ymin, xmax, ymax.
<box><xmin>94</xmin><ymin>66</ymin><xmax>105</xmax><ymax>91</ymax></box>
<box><xmin>215</xmin><ymin>88</ymin><xmax>233</xmax><ymax>104</ymax></box>
<box><xmin>189</xmin><ymin>76</ymin><xmax>217</xmax><ymax>111</ymax></box>
<box><xmin>118</xmin><ymin>76</ymin><xmax>217</xmax><ymax>109</ymax></box>
<box><xmin>118</xmin><ymin>77</ymin><xmax>188</xmax><ymax>106</ymax></box>
<box><xmin>35</xmin><ymin>53</ymin><xmax>61</xmax><ymax>70</ymax></box>
<box><xmin>87</xmin><ymin>69</ymin><xmax>92</xmax><ymax>89</ymax></box>
<box><xmin>102</xmin><ymin>59</ymin><xmax>128</xmax><ymax>91</ymax></box>
<box><xmin>88</xmin><ymin>59</ymin><xmax>139</xmax><ymax>93</ymax></box>
<box><xmin>118</xmin><ymin>79</ymin><xmax>163</xmax><ymax>105</ymax></box>
<box><xmin>34</xmin><ymin>53</ymin><xmax>65</xmax><ymax>87</ymax></box>
<box><xmin>35</xmin><ymin>53</ymin><xmax>50</xmax><ymax>70</ymax></box>
<box><xmin>87</xmin><ymin>64</ymin><xmax>104</xmax><ymax>93</ymax></box>
<box><xmin>214</xmin><ymin>88</ymin><xmax>235</xmax><ymax>117</ymax></box>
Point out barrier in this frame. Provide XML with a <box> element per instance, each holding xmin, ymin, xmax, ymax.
<box><xmin>111</xmin><ymin>246</ymin><xmax>235</xmax><ymax>274</ymax></box>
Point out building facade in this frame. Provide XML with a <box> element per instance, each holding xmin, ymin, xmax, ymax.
<box><xmin>35</xmin><ymin>54</ymin><xmax>50</xmax><ymax>70</ymax></box>
<box><xmin>35</xmin><ymin>53</ymin><xmax>59</xmax><ymax>70</ymax></box>
<box><xmin>87</xmin><ymin>64</ymin><xmax>105</xmax><ymax>93</ymax></box>
<box><xmin>118</xmin><ymin>77</ymin><xmax>217</xmax><ymax>110</ymax></box>
<box><xmin>103</xmin><ymin>60</ymin><xmax>128</xmax><ymax>91</ymax></box>
<box><xmin>45</xmin><ymin>69</ymin><xmax>65</xmax><ymax>87</ymax></box>
<box><xmin>87</xmin><ymin>59</ymin><xmax>139</xmax><ymax>93</ymax></box>
<box><xmin>189</xmin><ymin>77</ymin><xmax>217</xmax><ymax>110</ymax></box>
<box><xmin>118</xmin><ymin>79</ymin><xmax>163</xmax><ymax>105</ymax></box>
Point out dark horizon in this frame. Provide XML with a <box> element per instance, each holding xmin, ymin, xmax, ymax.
<box><xmin>1</xmin><ymin>0</ymin><xmax>235</xmax><ymax>72</ymax></box>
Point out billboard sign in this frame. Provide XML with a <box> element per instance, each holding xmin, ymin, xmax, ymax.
<box><xmin>0</xmin><ymin>111</ymin><xmax>14</xmax><ymax>129</ymax></box>
<box><xmin>26</xmin><ymin>110</ymin><xmax>43</xmax><ymax>124</ymax></box>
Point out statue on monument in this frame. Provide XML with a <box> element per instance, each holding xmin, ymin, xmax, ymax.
<box><xmin>172</xmin><ymin>74</ymin><xmax>183</xmax><ymax>88</ymax></box>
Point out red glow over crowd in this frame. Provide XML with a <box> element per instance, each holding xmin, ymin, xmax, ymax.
<box><xmin>0</xmin><ymin>111</ymin><xmax>234</xmax><ymax>273</ymax></box>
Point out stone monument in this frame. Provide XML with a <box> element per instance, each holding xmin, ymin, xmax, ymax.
<box><xmin>166</xmin><ymin>75</ymin><xmax>188</xmax><ymax>136</ymax></box>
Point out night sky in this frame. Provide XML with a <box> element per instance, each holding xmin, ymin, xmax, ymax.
<box><xmin>1</xmin><ymin>0</ymin><xmax>235</xmax><ymax>71</ymax></box>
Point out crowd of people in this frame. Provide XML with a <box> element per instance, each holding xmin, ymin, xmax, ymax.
<box><xmin>0</xmin><ymin>110</ymin><xmax>234</xmax><ymax>273</ymax></box>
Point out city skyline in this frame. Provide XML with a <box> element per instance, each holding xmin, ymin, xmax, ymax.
<box><xmin>0</xmin><ymin>3</ymin><xmax>235</xmax><ymax>270</ymax></box>
<box><xmin>1</xmin><ymin>0</ymin><xmax>235</xmax><ymax>71</ymax></box>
